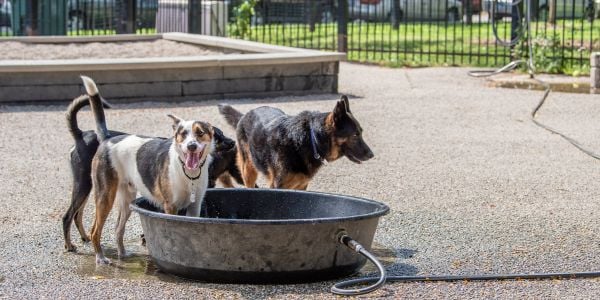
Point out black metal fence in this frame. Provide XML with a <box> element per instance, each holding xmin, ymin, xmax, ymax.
<box><xmin>1</xmin><ymin>0</ymin><xmax>599</xmax><ymax>73</ymax></box>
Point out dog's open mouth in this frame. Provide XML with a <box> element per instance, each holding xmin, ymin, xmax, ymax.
<box><xmin>184</xmin><ymin>146</ymin><xmax>205</xmax><ymax>170</ymax></box>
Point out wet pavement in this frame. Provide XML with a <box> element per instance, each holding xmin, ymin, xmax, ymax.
<box><xmin>1</xmin><ymin>63</ymin><xmax>600</xmax><ymax>298</ymax></box>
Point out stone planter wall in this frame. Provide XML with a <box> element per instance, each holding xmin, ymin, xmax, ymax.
<box><xmin>0</xmin><ymin>33</ymin><xmax>344</xmax><ymax>103</ymax></box>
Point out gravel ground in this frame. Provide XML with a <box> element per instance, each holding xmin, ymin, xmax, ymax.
<box><xmin>0</xmin><ymin>40</ymin><xmax>229</xmax><ymax>60</ymax></box>
<box><xmin>1</xmin><ymin>63</ymin><xmax>600</xmax><ymax>299</ymax></box>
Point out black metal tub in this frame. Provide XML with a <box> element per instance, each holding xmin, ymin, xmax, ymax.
<box><xmin>131</xmin><ymin>189</ymin><xmax>389</xmax><ymax>283</ymax></box>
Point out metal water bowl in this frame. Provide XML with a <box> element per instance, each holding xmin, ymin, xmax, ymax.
<box><xmin>131</xmin><ymin>189</ymin><xmax>389</xmax><ymax>283</ymax></box>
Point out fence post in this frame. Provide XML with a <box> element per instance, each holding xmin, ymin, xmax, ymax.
<box><xmin>308</xmin><ymin>0</ymin><xmax>317</xmax><ymax>33</ymax></box>
<box><xmin>188</xmin><ymin>0</ymin><xmax>202</xmax><ymax>34</ymax></box>
<box><xmin>337</xmin><ymin>0</ymin><xmax>348</xmax><ymax>53</ymax></box>
<box><xmin>116</xmin><ymin>0</ymin><xmax>136</xmax><ymax>34</ymax></box>
<box><xmin>465</xmin><ymin>0</ymin><xmax>472</xmax><ymax>25</ymax></box>
<box><xmin>510</xmin><ymin>0</ymin><xmax>521</xmax><ymax>59</ymax></box>
<box><xmin>391</xmin><ymin>0</ymin><xmax>400</xmax><ymax>30</ymax></box>
<box><xmin>25</xmin><ymin>0</ymin><xmax>38</xmax><ymax>35</ymax></box>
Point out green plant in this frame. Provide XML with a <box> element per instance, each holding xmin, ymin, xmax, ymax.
<box><xmin>232</xmin><ymin>0</ymin><xmax>257</xmax><ymax>39</ymax></box>
<box><xmin>516</xmin><ymin>32</ymin><xmax>564</xmax><ymax>74</ymax></box>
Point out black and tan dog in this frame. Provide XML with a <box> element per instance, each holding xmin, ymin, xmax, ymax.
<box><xmin>208</xmin><ymin>127</ymin><xmax>246</xmax><ymax>188</ymax></box>
<box><xmin>79</xmin><ymin>76</ymin><xmax>215</xmax><ymax>264</ymax></box>
<box><xmin>218</xmin><ymin>96</ymin><xmax>374</xmax><ymax>190</ymax></box>
<box><xmin>62</xmin><ymin>94</ymin><xmax>242</xmax><ymax>252</ymax></box>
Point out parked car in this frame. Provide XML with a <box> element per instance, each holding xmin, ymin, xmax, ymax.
<box><xmin>253</xmin><ymin>0</ymin><xmax>336</xmax><ymax>24</ymax></box>
<box><xmin>348</xmin><ymin>0</ymin><xmax>464</xmax><ymax>22</ymax></box>
<box><xmin>0</xmin><ymin>0</ymin><xmax>12</xmax><ymax>34</ymax></box>
<box><xmin>484</xmin><ymin>0</ymin><xmax>599</xmax><ymax>20</ymax></box>
<box><xmin>67</xmin><ymin>0</ymin><xmax>157</xmax><ymax>31</ymax></box>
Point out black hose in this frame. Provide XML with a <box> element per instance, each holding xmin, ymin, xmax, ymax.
<box><xmin>470</xmin><ymin>0</ymin><xmax>600</xmax><ymax>161</ymax></box>
<box><xmin>529</xmin><ymin>78</ymin><xmax>600</xmax><ymax>160</ymax></box>
<box><xmin>331</xmin><ymin>235</ymin><xmax>387</xmax><ymax>296</ymax></box>
<box><xmin>333</xmin><ymin>0</ymin><xmax>600</xmax><ymax>296</ymax></box>
<box><xmin>333</xmin><ymin>236</ymin><xmax>600</xmax><ymax>296</ymax></box>
<box><xmin>490</xmin><ymin>0</ymin><xmax>524</xmax><ymax>47</ymax></box>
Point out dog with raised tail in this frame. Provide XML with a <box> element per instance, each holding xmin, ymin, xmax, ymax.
<box><xmin>81</xmin><ymin>76</ymin><xmax>214</xmax><ymax>264</ymax></box>
<box><xmin>62</xmin><ymin>86</ymin><xmax>242</xmax><ymax>253</ymax></box>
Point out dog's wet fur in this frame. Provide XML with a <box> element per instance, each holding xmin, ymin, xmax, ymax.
<box><xmin>62</xmin><ymin>97</ymin><xmax>243</xmax><ymax>253</ymax></box>
<box><xmin>218</xmin><ymin>96</ymin><xmax>374</xmax><ymax>190</ymax></box>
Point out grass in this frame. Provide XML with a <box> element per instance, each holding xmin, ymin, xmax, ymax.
<box><xmin>241</xmin><ymin>19</ymin><xmax>600</xmax><ymax>75</ymax></box>
<box><xmin>3</xmin><ymin>19</ymin><xmax>597</xmax><ymax>75</ymax></box>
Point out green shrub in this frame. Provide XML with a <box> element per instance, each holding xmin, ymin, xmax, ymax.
<box><xmin>232</xmin><ymin>0</ymin><xmax>257</xmax><ymax>39</ymax></box>
<box><xmin>516</xmin><ymin>32</ymin><xmax>564</xmax><ymax>74</ymax></box>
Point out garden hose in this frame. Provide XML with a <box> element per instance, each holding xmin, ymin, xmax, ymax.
<box><xmin>333</xmin><ymin>236</ymin><xmax>600</xmax><ymax>296</ymax></box>
<box><xmin>471</xmin><ymin>0</ymin><xmax>599</xmax><ymax>160</ymax></box>
<box><xmin>332</xmin><ymin>0</ymin><xmax>600</xmax><ymax>296</ymax></box>
<box><xmin>490</xmin><ymin>0</ymin><xmax>525</xmax><ymax>47</ymax></box>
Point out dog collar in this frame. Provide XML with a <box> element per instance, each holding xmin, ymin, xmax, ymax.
<box><xmin>309</xmin><ymin>125</ymin><xmax>327</xmax><ymax>164</ymax></box>
<box><xmin>178</xmin><ymin>157</ymin><xmax>206</xmax><ymax>181</ymax></box>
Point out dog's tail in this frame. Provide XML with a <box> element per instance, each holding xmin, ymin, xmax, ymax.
<box><xmin>66</xmin><ymin>94</ymin><xmax>112</xmax><ymax>141</ymax></box>
<box><xmin>218</xmin><ymin>104</ymin><xmax>243</xmax><ymax>129</ymax></box>
<box><xmin>81</xmin><ymin>76</ymin><xmax>111</xmax><ymax>142</ymax></box>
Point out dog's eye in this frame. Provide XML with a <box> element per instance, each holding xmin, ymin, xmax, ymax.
<box><xmin>180</xmin><ymin>130</ymin><xmax>187</xmax><ymax>138</ymax></box>
<box><xmin>196</xmin><ymin>130</ymin><xmax>205</xmax><ymax>137</ymax></box>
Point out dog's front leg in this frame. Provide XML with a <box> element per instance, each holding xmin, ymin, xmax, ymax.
<box><xmin>186</xmin><ymin>199</ymin><xmax>202</xmax><ymax>217</ymax></box>
<box><xmin>163</xmin><ymin>203</ymin><xmax>178</xmax><ymax>215</ymax></box>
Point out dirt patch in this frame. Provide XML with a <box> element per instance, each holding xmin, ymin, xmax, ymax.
<box><xmin>0</xmin><ymin>39</ymin><xmax>236</xmax><ymax>60</ymax></box>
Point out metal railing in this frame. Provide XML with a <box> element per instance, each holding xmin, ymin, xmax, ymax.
<box><xmin>1</xmin><ymin>0</ymin><xmax>599</xmax><ymax>73</ymax></box>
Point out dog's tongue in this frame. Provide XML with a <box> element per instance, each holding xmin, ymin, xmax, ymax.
<box><xmin>185</xmin><ymin>152</ymin><xmax>200</xmax><ymax>170</ymax></box>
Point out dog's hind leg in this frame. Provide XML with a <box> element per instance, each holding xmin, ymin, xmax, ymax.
<box><xmin>74</xmin><ymin>205</ymin><xmax>90</xmax><ymax>243</ymax></box>
<box><xmin>91</xmin><ymin>157</ymin><xmax>118</xmax><ymax>265</ymax></box>
<box><xmin>62</xmin><ymin>204</ymin><xmax>78</xmax><ymax>252</ymax></box>
<box><xmin>115</xmin><ymin>185</ymin><xmax>136</xmax><ymax>258</ymax></box>
<box><xmin>91</xmin><ymin>183</ymin><xmax>117</xmax><ymax>265</ymax></box>
<box><xmin>62</xmin><ymin>173</ymin><xmax>92</xmax><ymax>252</ymax></box>
<box><xmin>237</xmin><ymin>144</ymin><xmax>258</xmax><ymax>188</ymax></box>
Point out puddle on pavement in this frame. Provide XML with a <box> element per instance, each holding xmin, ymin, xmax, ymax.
<box><xmin>75</xmin><ymin>243</ymin><xmax>183</xmax><ymax>282</ymax></box>
<box><xmin>490</xmin><ymin>81</ymin><xmax>598</xmax><ymax>94</ymax></box>
<box><xmin>74</xmin><ymin>241</ymin><xmax>405</xmax><ymax>281</ymax></box>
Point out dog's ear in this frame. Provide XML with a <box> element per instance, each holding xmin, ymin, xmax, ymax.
<box><xmin>167</xmin><ymin>114</ymin><xmax>183</xmax><ymax>131</ymax></box>
<box><xmin>212</xmin><ymin>126</ymin><xmax>224</xmax><ymax>142</ymax></box>
<box><xmin>207</xmin><ymin>123</ymin><xmax>215</xmax><ymax>137</ymax></box>
<box><xmin>341</xmin><ymin>95</ymin><xmax>351</xmax><ymax>113</ymax></box>
<box><xmin>333</xmin><ymin>98</ymin><xmax>348</xmax><ymax>125</ymax></box>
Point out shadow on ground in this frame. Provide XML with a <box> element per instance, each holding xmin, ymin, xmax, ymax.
<box><xmin>0</xmin><ymin>93</ymin><xmax>365</xmax><ymax>114</ymax></box>
<box><xmin>70</xmin><ymin>241</ymin><xmax>418</xmax><ymax>297</ymax></box>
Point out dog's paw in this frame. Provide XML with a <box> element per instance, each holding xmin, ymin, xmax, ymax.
<box><xmin>117</xmin><ymin>251</ymin><xmax>133</xmax><ymax>259</ymax></box>
<box><xmin>65</xmin><ymin>243</ymin><xmax>77</xmax><ymax>252</ymax></box>
<box><xmin>95</xmin><ymin>255</ymin><xmax>111</xmax><ymax>265</ymax></box>
<box><xmin>81</xmin><ymin>235</ymin><xmax>91</xmax><ymax>243</ymax></box>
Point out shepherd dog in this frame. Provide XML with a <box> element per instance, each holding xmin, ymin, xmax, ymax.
<box><xmin>218</xmin><ymin>95</ymin><xmax>374</xmax><ymax>190</ymax></box>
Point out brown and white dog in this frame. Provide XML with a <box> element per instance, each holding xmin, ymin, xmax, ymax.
<box><xmin>82</xmin><ymin>76</ymin><xmax>214</xmax><ymax>264</ymax></box>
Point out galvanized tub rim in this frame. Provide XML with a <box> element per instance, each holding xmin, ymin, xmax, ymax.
<box><xmin>130</xmin><ymin>188</ymin><xmax>389</xmax><ymax>225</ymax></box>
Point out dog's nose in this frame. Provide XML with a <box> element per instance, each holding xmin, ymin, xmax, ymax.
<box><xmin>366</xmin><ymin>150</ymin><xmax>374</xmax><ymax>159</ymax></box>
<box><xmin>187</xmin><ymin>143</ymin><xmax>198</xmax><ymax>152</ymax></box>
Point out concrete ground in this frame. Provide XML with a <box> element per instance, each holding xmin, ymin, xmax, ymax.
<box><xmin>1</xmin><ymin>62</ymin><xmax>600</xmax><ymax>299</ymax></box>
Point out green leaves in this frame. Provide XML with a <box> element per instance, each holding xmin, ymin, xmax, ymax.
<box><xmin>232</xmin><ymin>0</ymin><xmax>257</xmax><ymax>39</ymax></box>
